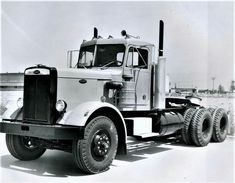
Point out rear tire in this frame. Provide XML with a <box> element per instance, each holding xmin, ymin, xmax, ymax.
<box><xmin>191</xmin><ymin>109</ymin><xmax>213</xmax><ymax>147</ymax></box>
<box><xmin>181</xmin><ymin>108</ymin><xmax>196</xmax><ymax>145</ymax></box>
<box><xmin>211</xmin><ymin>108</ymin><xmax>228</xmax><ymax>142</ymax></box>
<box><xmin>207</xmin><ymin>107</ymin><xmax>216</xmax><ymax>116</ymax></box>
<box><xmin>73</xmin><ymin>116</ymin><xmax>118</xmax><ymax>174</ymax></box>
<box><xmin>6</xmin><ymin>134</ymin><xmax>46</xmax><ymax>160</ymax></box>
<box><xmin>207</xmin><ymin>107</ymin><xmax>216</xmax><ymax>142</ymax></box>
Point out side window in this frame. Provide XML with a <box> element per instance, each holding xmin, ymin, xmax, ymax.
<box><xmin>80</xmin><ymin>52</ymin><xmax>94</xmax><ymax>64</ymax></box>
<box><xmin>77</xmin><ymin>45</ymin><xmax>95</xmax><ymax>68</ymax></box>
<box><xmin>126</xmin><ymin>47</ymin><xmax>148</xmax><ymax>69</ymax></box>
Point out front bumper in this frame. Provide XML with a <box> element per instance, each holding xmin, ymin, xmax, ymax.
<box><xmin>0</xmin><ymin>120</ymin><xmax>84</xmax><ymax>140</ymax></box>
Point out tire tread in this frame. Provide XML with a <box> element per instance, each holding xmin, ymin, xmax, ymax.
<box><xmin>73</xmin><ymin>116</ymin><xmax>118</xmax><ymax>174</ymax></box>
<box><xmin>212</xmin><ymin>108</ymin><xmax>228</xmax><ymax>142</ymax></box>
<box><xmin>181</xmin><ymin>108</ymin><xmax>196</xmax><ymax>145</ymax></box>
<box><xmin>191</xmin><ymin>109</ymin><xmax>213</xmax><ymax>147</ymax></box>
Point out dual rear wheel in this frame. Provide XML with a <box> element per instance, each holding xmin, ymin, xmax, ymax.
<box><xmin>181</xmin><ymin>107</ymin><xmax>228</xmax><ymax>146</ymax></box>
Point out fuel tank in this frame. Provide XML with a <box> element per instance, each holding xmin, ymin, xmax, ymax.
<box><xmin>152</xmin><ymin>112</ymin><xmax>184</xmax><ymax>136</ymax></box>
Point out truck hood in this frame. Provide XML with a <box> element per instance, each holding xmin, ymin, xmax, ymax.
<box><xmin>57</xmin><ymin>68</ymin><xmax>122</xmax><ymax>81</ymax></box>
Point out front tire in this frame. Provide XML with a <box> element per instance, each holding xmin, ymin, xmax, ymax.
<box><xmin>73</xmin><ymin>116</ymin><xmax>118</xmax><ymax>174</ymax></box>
<box><xmin>6</xmin><ymin>134</ymin><xmax>46</xmax><ymax>160</ymax></box>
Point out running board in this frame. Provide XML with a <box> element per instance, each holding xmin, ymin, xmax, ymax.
<box><xmin>134</xmin><ymin>132</ymin><xmax>159</xmax><ymax>139</ymax></box>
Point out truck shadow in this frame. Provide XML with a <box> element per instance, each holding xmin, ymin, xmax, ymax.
<box><xmin>116</xmin><ymin>137</ymin><xmax>173</xmax><ymax>162</ymax></box>
<box><xmin>115</xmin><ymin>135</ymin><xmax>193</xmax><ymax>162</ymax></box>
<box><xmin>0</xmin><ymin>136</ymin><xmax>186</xmax><ymax>177</ymax></box>
<box><xmin>0</xmin><ymin>151</ymin><xmax>87</xmax><ymax>177</ymax></box>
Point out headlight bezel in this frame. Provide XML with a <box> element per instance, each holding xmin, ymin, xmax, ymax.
<box><xmin>55</xmin><ymin>100</ymin><xmax>67</xmax><ymax>112</ymax></box>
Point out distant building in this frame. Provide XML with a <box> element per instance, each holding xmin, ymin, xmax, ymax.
<box><xmin>170</xmin><ymin>87</ymin><xmax>197</xmax><ymax>95</ymax></box>
<box><xmin>198</xmin><ymin>89</ymin><xmax>210</xmax><ymax>94</ymax></box>
<box><xmin>0</xmin><ymin>73</ymin><xmax>24</xmax><ymax>91</ymax></box>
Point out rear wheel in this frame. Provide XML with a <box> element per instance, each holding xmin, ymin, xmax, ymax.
<box><xmin>211</xmin><ymin>108</ymin><xmax>228</xmax><ymax>142</ymax></box>
<box><xmin>207</xmin><ymin>107</ymin><xmax>216</xmax><ymax>116</ymax></box>
<box><xmin>191</xmin><ymin>109</ymin><xmax>213</xmax><ymax>146</ymax></box>
<box><xmin>6</xmin><ymin>134</ymin><xmax>46</xmax><ymax>160</ymax></box>
<box><xmin>207</xmin><ymin>107</ymin><xmax>216</xmax><ymax>142</ymax></box>
<box><xmin>181</xmin><ymin>108</ymin><xmax>196</xmax><ymax>145</ymax></box>
<box><xmin>73</xmin><ymin>116</ymin><xmax>118</xmax><ymax>174</ymax></box>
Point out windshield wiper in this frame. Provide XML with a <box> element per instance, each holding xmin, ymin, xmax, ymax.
<box><xmin>100</xmin><ymin>60</ymin><xmax>122</xmax><ymax>70</ymax></box>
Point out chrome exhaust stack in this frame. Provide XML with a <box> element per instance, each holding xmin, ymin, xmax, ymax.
<box><xmin>155</xmin><ymin>58</ymin><xmax>166</xmax><ymax>109</ymax></box>
<box><xmin>154</xmin><ymin>20</ymin><xmax>166</xmax><ymax>109</ymax></box>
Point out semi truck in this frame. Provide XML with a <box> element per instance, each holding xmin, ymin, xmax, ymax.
<box><xmin>0</xmin><ymin>20</ymin><xmax>229</xmax><ymax>174</ymax></box>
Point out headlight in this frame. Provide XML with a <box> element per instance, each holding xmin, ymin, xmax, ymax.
<box><xmin>56</xmin><ymin>100</ymin><xmax>67</xmax><ymax>112</ymax></box>
<box><xmin>17</xmin><ymin>98</ymin><xmax>23</xmax><ymax>108</ymax></box>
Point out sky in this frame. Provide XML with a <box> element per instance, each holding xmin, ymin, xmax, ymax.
<box><xmin>0</xmin><ymin>1</ymin><xmax>234</xmax><ymax>90</ymax></box>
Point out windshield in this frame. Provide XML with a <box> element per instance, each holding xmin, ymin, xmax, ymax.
<box><xmin>77</xmin><ymin>44</ymin><xmax>125</xmax><ymax>68</ymax></box>
<box><xmin>94</xmin><ymin>44</ymin><xmax>125</xmax><ymax>67</ymax></box>
<box><xmin>77</xmin><ymin>45</ymin><xmax>95</xmax><ymax>68</ymax></box>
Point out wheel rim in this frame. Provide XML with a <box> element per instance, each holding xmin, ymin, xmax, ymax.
<box><xmin>91</xmin><ymin>130</ymin><xmax>111</xmax><ymax>161</ymax></box>
<box><xmin>202</xmin><ymin>118</ymin><xmax>211</xmax><ymax>138</ymax></box>
<box><xmin>220</xmin><ymin>116</ymin><xmax>227</xmax><ymax>132</ymax></box>
<box><xmin>21</xmin><ymin>137</ymin><xmax>38</xmax><ymax>150</ymax></box>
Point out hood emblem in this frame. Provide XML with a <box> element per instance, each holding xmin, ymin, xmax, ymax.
<box><xmin>33</xmin><ymin>70</ymin><xmax>40</xmax><ymax>74</ymax></box>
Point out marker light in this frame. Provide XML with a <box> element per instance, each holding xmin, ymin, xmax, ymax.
<box><xmin>56</xmin><ymin>100</ymin><xmax>67</xmax><ymax>112</ymax></box>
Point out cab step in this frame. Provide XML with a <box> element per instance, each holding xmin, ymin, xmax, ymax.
<box><xmin>134</xmin><ymin>132</ymin><xmax>159</xmax><ymax>139</ymax></box>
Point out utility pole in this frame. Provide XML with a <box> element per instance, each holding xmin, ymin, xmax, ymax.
<box><xmin>212</xmin><ymin>77</ymin><xmax>216</xmax><ymax>93</ymax></box>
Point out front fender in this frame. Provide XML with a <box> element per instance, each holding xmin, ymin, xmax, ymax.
<box><xmin>57</xmin><ymin>101</ymin><xmax>125</xmax><ymax>127</ymax></box>
<box><xmin>57</xmin><ymin>101</ymin><xmax>128</xmax><ymax>154</ymax></box>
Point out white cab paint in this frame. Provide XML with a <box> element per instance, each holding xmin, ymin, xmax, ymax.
<box><xmin>57</xmin><ymin>68</ymin><xmax>122</xmax><ymax>111</ymax></box>
<box><xmin>57</xmin><ymin>101</ymin><xmax>127</xmax><ymax>138</ymax></box>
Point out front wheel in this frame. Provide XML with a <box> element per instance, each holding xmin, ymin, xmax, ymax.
<box><xmin>6</xmin><ymin>134</ymin><xmax>46</xmax><ymax>160</ymax></box>
<box><xmin>73</xmin><ymin>116</ymin><xmax>118</xmax><ymax>174</ymax></box>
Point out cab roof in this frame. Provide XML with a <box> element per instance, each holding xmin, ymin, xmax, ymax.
<box><xmin>81</xmin><ymin>38</ymin><xmax>155</xmax><ymax>48</ymax></box>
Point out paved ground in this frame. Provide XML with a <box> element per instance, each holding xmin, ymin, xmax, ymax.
<box><xmin>0</xmin><ymin>134</ymin><xmax>234</xmax><ymax>183</ymax></box>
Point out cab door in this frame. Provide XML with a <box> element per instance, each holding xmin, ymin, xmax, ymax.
<box><xmin>124</xmin><ymin>46</ymin><xmax>151</xmax><ymax>110</ymax></box>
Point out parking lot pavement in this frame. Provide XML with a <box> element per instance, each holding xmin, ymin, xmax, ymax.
<box><xmin>0</xmin><ymin>134</ymin><xmax>234</xmax><ymax>183</ymax></box>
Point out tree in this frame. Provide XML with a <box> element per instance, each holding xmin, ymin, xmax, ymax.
<box><xmin>230</xmin><ymin>80</ymin><xmax>235</xmax><ymax>92</ymax></box>
<box><xmin>218</xmin><ymin>84</ymin><xmax>225</xmax><ymax>94</ymax></box>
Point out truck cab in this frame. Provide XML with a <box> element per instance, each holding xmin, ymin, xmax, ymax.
<box><xmin>62</xmin><ymin>38</ymin><xmax>155</xmax><ymax>111</ymax></box>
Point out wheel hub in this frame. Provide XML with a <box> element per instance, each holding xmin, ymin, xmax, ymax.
<box><xmin>22</xmin><ymin>137</ymin><xmax>38</xmax><ymax>149</ymax></box>
<box><xmin>93</xmin><ymin>133</ymin><xmax>111</xmax><ymax>157</ymax></box>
